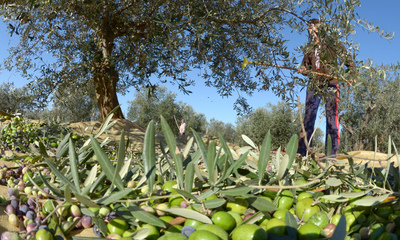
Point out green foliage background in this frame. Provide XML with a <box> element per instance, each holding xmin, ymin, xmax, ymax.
<box><xmin>339</xmin><ymin>64</ymin><xmax>400</xmax><ymax>152</ymax></box>
<box><xmin>126</xmin><ymin>86</ymin><xmax>206</xmax><ymax>135</ymax></box>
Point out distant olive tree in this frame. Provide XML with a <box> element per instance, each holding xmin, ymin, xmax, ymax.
<box><xmin>49</xmin><ymin>82</ymin><xmax>99</xmax><ymax>122</ymax></box>
<box><xmin>311</xmin><ymin>128</ymin><xmax>324</xmax><ymax>152</ymax></box>
<box><xmin>235</xmin><ymin>102</ymin><xmax>302</xmax><ymax>149</ymax></box>
<box><xmin>0</xmin><ymin>82</ymin><xmax>37</xmax><ymax>116</ymax></box>
<box><xmin>339</xmin><ymin>63</ymin><xmax>400</xmax><ymax>152</ymax></box>
<box><xmin>206</xmin><ymin>118</ymin><xmax>236</xmax><ymax>144</ymax></box>
<box><xmin>127</xmin><ymin>86</ymin><xmax>206</xmax><ymax>135</ymax></box>
<box><xmin>180</xmin><ymin>103</ymin><xmax>207</xmax><ymax>134</ymax></box>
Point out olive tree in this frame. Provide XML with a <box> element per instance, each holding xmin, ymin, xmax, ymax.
<box><xmin>235</xmin><ymin>102</ymin><xmax>302</xmax><ymax>148</ymax></box>
<box><xmin>0</xmin><ymin>82</ymin><xmax>37</xmax><ymax>115</ymax></box>
<box><xmin>180</xmin><ymin>103</ymin><xmax>207</xmax><ymax>134</ymax></box>
<box><xmin>206</xmin><ymin>118</ymin><xmax>236</xmax><ymax>144</ymax></box>
<box><xmin>127</xmin><ymin>86</ymin><xmax>206</xmax><ymax>135</ymax></box>
<box><xmin>339</xmin><ymin>63</ymin><xmax>400</xmax><ymax>152</ymax></box>
<box><xmin>45</xmin><ymin>82</ymin><xmax>100</xmax><ymax>123</ymax></box>
<box><xmin>0</xmin><ymin>0</ymin><xmax>392</xmax><ymax>119</ymax></box>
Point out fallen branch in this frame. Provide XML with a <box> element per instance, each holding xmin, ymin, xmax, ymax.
<box><xmin>0</xmin><ymin>110</ymin><xmax>14</xmax><ymax>117</ymax></box>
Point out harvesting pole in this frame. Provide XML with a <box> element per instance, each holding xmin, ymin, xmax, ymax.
<box><xmin>241</xmin><ymin>57</ymin><xmax>354</xmax><ymax>86</ymax></box>
<box><xmin>173</xmin><ymin>115</ymin><xmax>180</xmax><ymax>130</ymax></box>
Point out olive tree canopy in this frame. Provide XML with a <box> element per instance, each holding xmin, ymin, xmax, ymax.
<box><xmin>0</xmin><ymin>0</ymin><xmax>392</xmax><ymax>119</ymax></box>
<box><xmin>339</xmin><ymin>63</ymin><xmax>400</xmax><ymax>152</ymax></box>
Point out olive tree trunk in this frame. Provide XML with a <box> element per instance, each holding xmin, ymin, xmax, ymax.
<box><xmin>92</xmin><ymin>31</ymin><xmax>125</xmax><ymax>120</ymax></box>
<box><xmin>93</xmin><ymin>69</ymin><xmax>124</xmax><ymax>120</ymax></box>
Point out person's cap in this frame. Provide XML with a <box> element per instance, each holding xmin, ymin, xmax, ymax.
<box><xmin>308</xmin><ymin>19</ymin><xmax>320</xmax><ymax>25</ymax></box>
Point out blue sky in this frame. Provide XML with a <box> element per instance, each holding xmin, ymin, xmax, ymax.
<box><xmin>1</xmin><ymin>1</ymin><xmax>399</xmax><ymax>127</ymax></box>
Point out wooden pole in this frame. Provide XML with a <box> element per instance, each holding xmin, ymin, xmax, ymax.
<box><xmin>173</xmin><ymin>115</ymin><xmax>180</xmax><ymax>129</ymax></box>
<box><xmin>242</xmin><ymin>58</ymin><xmax>353</xmax><ymax>86</ymax></box>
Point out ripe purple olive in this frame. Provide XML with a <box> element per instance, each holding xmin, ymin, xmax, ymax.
<box><xmin>42</xmin><ymin>168</ymin><xmax>51</xmax><ymax>175</ymax></box>
<box><xmin>324</xmin><ymin>223</ymin><xmax>336</xmax><ymax>238</ymax></box>
<box><xmin>180</xmin><ymin>200</ymin><xmax>188</xmax><ymax>208</ymax></box>
<box><xmin>243</xmin><ymin>213</ymin><xmax>254</xmax><ymax>221</ymax></box>
<box><xmin>181</xmin><ymin>226</ymin><xmax>195</xmax><ymax>237</ymax></box>
<box><xmin>104</xmin><ymin>211</ymin><xmax>117</xmax><ymax>221</ymax></box>
<box><xmin>8</xmin><ymin>188</ymin><xmax>19</xmax><ymax>198</ymax></box>
<box><xmin>26</xmin><ymin>222</ymin><xmax>37</xmax><ymax>233</ymax></box>
<box><xmin>35</xmin><ymin>216</ymin><xmax>45</xmax><ymax>225</ymax></box>
<box><xmin>0</xmin><ymin>231</ymin><xmax>23</xmax><ymax>240</ymax></box>
<box><xmin>75</xmin><ymin>218</ymin><xmax>83</xmax><ymax>229</ymax></box>
<box><xmin>19</xmin><ymin>204</ymin><xmax>29</xmax><ymax>215</ymax></box>
<box><xmin>27</xmin><ymin>198</ymin><xmax>36</xmax><ymax>209</ymax></box>
<box><xmin>81</xmin><ymin>215</ymin><xmax>93</xmax><ymax>228</ymax></box>
<box><xmin>5</xmin><ymin>204</ymin><xmax>16</xmax><ymax>215</ymax></box>
<box><xmin>156</xmin><ymin>189</ymin><xmax>166</xmax><ymax>196</ymax></box>
<box><xmin>93</xmin><ymin>225</ymin><xmax>102</xmax><ymax>237</ymax></box>
<box><xmin>10</xmin><ymin>199</ymin><xmax>19</xmax><ymax>210</ymax></box>
<box><xmin>16</xmin><ymin>183</ymin><xmax>24</xmax><ymax>192</ymax></box>
<box><xmin>26</xmin><ymin>210</ymin><xmax>36</xmax><ymax>220</ymax></box>
<box><xmin>15</xmin><ymin>167</ymin><xmax>22</xmax><ymax>175</ymax></box>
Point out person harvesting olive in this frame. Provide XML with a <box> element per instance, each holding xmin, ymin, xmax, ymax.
<box><xmin>297</xmin><ymin>18</ymin><xmax>357</xmax><ymax>158</ymax></box>
<box><xmin>179</xmin><ymin>119</ymin><xmax>186</xmax><ymax>136</ymax></box>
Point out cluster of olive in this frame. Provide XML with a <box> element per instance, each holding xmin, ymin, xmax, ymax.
<box><xmin>0</xmin><ymin>116</ymin><xmax>42</xmax><ymax>153</ymax></box>
<box><xmin>1</xmin><ymin>187</ymin><xmax>100</xmax><ymax>240</ymax></box>
<box><xmin>0</xmin><ymin>115</ymin><xmax>79</xmax><ymax>154</ymax></box>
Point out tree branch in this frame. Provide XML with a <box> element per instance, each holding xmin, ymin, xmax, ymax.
<box><xmin>206</xmin><ymin>7</ymin><xmax>308</xmax><ymax>26</ymax></box>
<box><xmin>255</xmin><ymin>7</ymin><xmax>308</xmax><ymax>23</ymax></box>
<box><xmin>339</xmin><ymin>117</ymin><xmax>355</xmax><ymax>135</ymax></box>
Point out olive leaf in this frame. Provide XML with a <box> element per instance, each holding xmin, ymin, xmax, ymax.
<box><xmin>219</xmin><ymin>187</ymin><xmax>252</xmax><ymax>196</ymax></box>
<box><xmin>143</xmin><ymin>121</ymin><xmax>156</xmax><ymax>194</ymax></box>
<box><xmin>285</xmin><ymin>211</ymin><xmax>297</xmax><ymax>239</ymax></box>
<box><xmin>242</xmin><ymin>134</ymin><xmax>257</xmax><ymax>149</ymax></box>
<box><xmin>161</xmin><ymin>115</ymin><xmax>184</xmax><ymax>189</ymax></box>
<box><xmin>351</xmin><ymin>194</ymin><xmax>390</xmax><ymax>206</ymax></box>
<box><xmin>203</xmin><ymin>198</ymin><xmax>226</xmax><ymax>209</ymax></box>
<box><xmin>245</xmin><ymin>195</ymin><xmax>277</xmax><ymax>212</ymax></box>
<box><xmin>128</xmin><ymin>205</ymin><xmax>166</xmax><ymax>228</ymax></box>
<box><xmin>326</xmin><ymin>177</ymin><xmax>342</xmax><ymax>187</ymax></box>
<box><xmin>258</xmin><ymin>130</ymin><xmax>271</xmax><ymax>185</ymax></box>
<box><xmin>161</xmin><ymin>208</ymin><xmax>212</xmax><ymax>224</ymax></box>
<box><xmin>331</xmin><ymin>215</ymin><xmax>347</xmax><ymax>240</ymax></box>
<box><xmin>90</xmin><ymin>135</ymin><xmax>124</xmax><ymax>191</ymax></box>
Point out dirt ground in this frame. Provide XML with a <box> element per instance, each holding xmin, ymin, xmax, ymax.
<box><xmin>336</xmin><ymin>150</ymin><xmax>398</xmax><ymax>168</ymax></box>
<box><xmin>0</xmin><ymin>118</ymin><xmax>397</xmax><ymax>237</ymax></box>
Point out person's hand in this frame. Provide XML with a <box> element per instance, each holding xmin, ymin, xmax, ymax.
<box><xmin>297</xmin><ymin>67</ymin><xmax>307</xmax><ymax>75</ymax></box>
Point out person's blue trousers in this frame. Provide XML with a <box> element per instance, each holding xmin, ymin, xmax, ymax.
<box><xmin>298</xmin><ymin>84</ymin><xmax>340</xmax><ymax>157</ymax></box>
